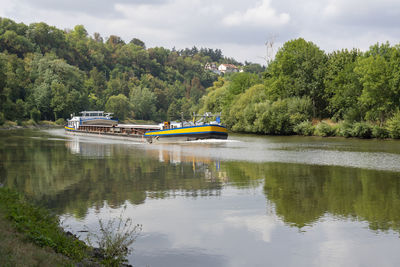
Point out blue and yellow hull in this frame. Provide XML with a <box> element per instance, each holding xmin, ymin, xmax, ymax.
<box><xmin>144</xmin><ymin>124</ymin><xmax>228</xmax><ymax>142</ymax></box>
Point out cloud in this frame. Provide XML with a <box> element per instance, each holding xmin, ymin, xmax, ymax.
<box><xmin>321</xmin><ymin>0</ymin><xmax>400</xmax><ymax>29</ymax></box>
<box><xmin>17</xmin><ymin>0</ymin><xmax>167</xmax><ymax>17</ymax></box>
<box><xmin>1</xmin><ymin>0</ymin><xmax>400</xmax><ymax>65</ymax></box>
<box><xmin>225</xmin><ymin>213</ymin><xmax>277</xmax><ymax>242</ymax></box>
<box><xmin>223</xmin><ymin>0</ymin><xmax>290</xmax><ymax>27</ymax></box>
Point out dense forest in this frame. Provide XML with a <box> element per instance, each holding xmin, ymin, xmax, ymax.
<box><xmin>199</xmin><ymin>39</ymin><xmax>400</xmax><ymax>139</ymax></box>
<box><xmin>1</xmin><ymin>17</ymin><xmax>400</xmax><ymax>138</ymax></box>
<box><xmin>0</xmin><ymin>17</ymin><xmax>258</xmax><ymax>124</ymax></box>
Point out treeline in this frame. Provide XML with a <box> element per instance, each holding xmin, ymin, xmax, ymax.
<box><xmin>0</xmin><ymin>17</ymin><xmax>251</xmax><ymax>124</ymax></box>
<box><xmin>199</xmin><ymin>38</ymin><xmax>400</xmax><ymax>138</ymax></box>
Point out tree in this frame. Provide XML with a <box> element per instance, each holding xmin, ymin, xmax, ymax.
<box><xmin>129</xmin><ymin>38</ymin><xmax>145</xmax><ymax>49</ymax></box>
<box><xmin>30</xmin><ymin>54</ymin><xmax>85</xmax><ymax>120</ymax></box>
<box><xmin>129</xmin><ymin>86</ymin><xmax>156</xmax><ymax>120</ymax></box>
<box><xmin>26</xmin><ymin>22</ymin><xmax>68</xmax><ymax>56</ymax></box>
<box><xmin>0</xmin><ymin>30</ymin><xmax>34</xmax><ymax>57</ymax></box>
<box><xmin>267</xmin><ymin>38</ymin><xmax>327</xmax><ymax>117</ymax></box>
<box><xmin>105</xmin><ymin>94</ymin><xmax>130</xmax><ymax>120</ymax></box>
<box><xmin>355</xmin><ymin>55</ymin><xmax>394</xmax><ymax>125</ymax></box>
<box><xmin>324</xmin><ymin>49</ymin><xmax>362</xmax><ymax>121</ymax></box>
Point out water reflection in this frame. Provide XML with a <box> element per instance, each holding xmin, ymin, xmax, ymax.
<box><xmin>2</xmin><ymin>129</ymin><xmax>400</xmax><ymax>266</ymax></box>
<box><xmin>65</xmin><ymin>137</ymin><xmax>112</xmax><ymax>158</ymax></box>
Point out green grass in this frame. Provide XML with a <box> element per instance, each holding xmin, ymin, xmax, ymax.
<box><xmin>0</xmin><ymin>188</ymin><xmax>93</xmax><ymax>265</ymax></box>
<box><xmin>0</xmin><ymin>213</ymin><xmax>71</xmax><ymax>266</ymax></box>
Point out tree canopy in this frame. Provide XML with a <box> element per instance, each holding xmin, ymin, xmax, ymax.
<box><xmin>0</xmin><ymin>17</ymin><xmax>246</xmax><ymax>123</ymax></box>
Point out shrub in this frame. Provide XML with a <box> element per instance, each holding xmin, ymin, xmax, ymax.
<box><xmin>253</xmin><ymin>101</ymin><xmax>291</xmax><ymax>135</ymax></box>
<box><xmin>30</xmin><ymin>108</ymin><xmax>41</xmax><ymax>122</ymax></box>
<box><xmin>336</xmin><ymin>121</ymin><xmax>353</xmax><ymax>138</ymax></box>
<box><xmin>86</xmin><ymin>207</ymin><xmax>142</xmax><ymax>266</ymax></box>
<box><xmin>55</xmin><ymin>118</ymin><xmax>66</xmax><ymax>125</ymax></box>
<box><xmin>287</xmin><ymin>97</ymin><xmax>313</xmax><ymax>125</ymax></box>
<box><xmin>386</xmin><ymin>111</ymin><xmax>400</xmax><ymax>139</ymax></box>
<box><xmin>21</xmin><ymin>119</ymin><xmax>37</xmax><ymax>127</ymax></box>
<box><xmin>314</xmin><ymin>121</ymin><xmax>335</xmax><ymax>137</ymax></box>
<box><xmin>293</xmin><ymin>121</ymin><xmax>314</xmax><ymax>136</ymax></box>
<box><xmin>351</xmin><ymin>122</ymin><xmax>372</xmax><ymax>138</ymax></box>
<box><xmin>0</xmin><ymin>112</ymin><xmax>5</xmax><ymax>125</ymax></box>
<box><xmin>372</xmin><ymin>125</ymin><xmax>389</xmax><ymax>139</ymax></box>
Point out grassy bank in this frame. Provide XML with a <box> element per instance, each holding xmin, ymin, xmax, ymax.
<box><xmin>0</xmin><ymin>187</ymin><xmax>96</xmax><ymax>266</ymax></box>
<box><xmin>293</xmin><ymin>119</ymin><xmax>399</xmax><ymax>139</ymax></box>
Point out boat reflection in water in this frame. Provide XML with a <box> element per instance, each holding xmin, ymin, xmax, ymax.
<box><xmin>65</xmin><ymin>136</ymin><xmax>229</xmax><ymax>184</ymax></box>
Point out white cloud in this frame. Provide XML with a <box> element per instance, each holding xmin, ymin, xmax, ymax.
<box><xmin>2</xmin><ymin>0</ymin><xmax>400</xmax><ymax>65</ymax></box>
<box><xmin>225</xmin><ymin>213</ymin><xmax>277</xmax><ymax>242</ymax></box>
<box><xmin>222</xmin><ymin>0</ymin><xmax>290</xmax><ymax>27</ymax></box>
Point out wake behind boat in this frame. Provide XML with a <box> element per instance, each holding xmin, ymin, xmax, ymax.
<box><xmin>65</xmin><ymin>111</ymin><xmax>228</xmax><ymax>143</ymax></box>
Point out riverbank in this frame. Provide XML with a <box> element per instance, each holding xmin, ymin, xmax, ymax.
<box><xmin>0</xmin><ymin>187</ymin><xmax>101</xmax><ymax>266</ymax></box>
<box><xmin>0</xmin><ymin>119</ymin><xmax>64</xmax><ymax>130</ymax></box>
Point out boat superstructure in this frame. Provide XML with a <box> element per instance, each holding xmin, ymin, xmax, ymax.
<box><xmin>66</xmin><ymin>111</ymin><xmax>118</xmax><ymax>130</ymax></box>
<box><xmin>65</xmin><ymin>111</ymin><xmax>228</xmax><ymax>142</ymax></box>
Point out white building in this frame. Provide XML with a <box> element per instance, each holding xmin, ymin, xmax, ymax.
<box><xmin>218</xmin><ymin>64</ymin><xmax>239</xmax><ymax>74</ymax></box>
<box><xmin>204</xmin><ymin>62</ymin><xmax>221</xmax><ymax>74</ymax></box>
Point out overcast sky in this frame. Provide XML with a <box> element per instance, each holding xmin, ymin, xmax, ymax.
<box><xmin>1</xmin><ymin>0</ymin><xmax>399</xmax><ymax>64</ymax></box>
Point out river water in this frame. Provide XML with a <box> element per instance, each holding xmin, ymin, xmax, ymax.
<box><xmin>1</xmin><ymin>128</ymin><xmax>400</xmax><ymax>266</ymax></box>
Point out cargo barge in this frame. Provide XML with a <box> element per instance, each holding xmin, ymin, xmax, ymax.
<box><xmin>65</xmin><ymin>111</ymin><xmax>228</xmax><ymax>143</ymax></box>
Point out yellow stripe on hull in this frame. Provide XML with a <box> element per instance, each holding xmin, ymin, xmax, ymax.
<box><xmin>144</xmin><ymin>125</ymin><xmax>227</xmax><ymax>136</ymax></box>
<box><xmin>65</xmin><ymin>126</ymin><xmax>75</xmax><ymax>131</ymax></box>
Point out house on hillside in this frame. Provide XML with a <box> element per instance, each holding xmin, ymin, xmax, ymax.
<box><xmin>204</xmin><ymin>62</ymin><xmax>220</xmax><ymax>74</ymax></box>
<box><xmin>218</xmin><ymin>64</ymin><xmax>239</xmax><ymax>74</ymax></box>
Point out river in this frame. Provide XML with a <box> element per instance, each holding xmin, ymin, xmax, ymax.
<box><xmin>1</xmin><ymin>128</ymin><xmax>400</xmax><ymax>267</ymax></box>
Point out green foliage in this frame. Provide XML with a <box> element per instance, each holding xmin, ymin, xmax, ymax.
<box><xmin>243</xmin><ymin>62</ymin><xmax>265</xmax><ymax>74</ymax></box>
<box><xmin>226</xmin><ymin>84</ymin><xmax>267</xmax><ymax>132</ymax></box>
<box><xmin>86</xmin><ymin>207</ymin><xmax>142</xmax><ymax>266</ymax></box>
<box><xmin>30</xmin><ymin>108</ymin><xmax>41</xmax><ymax>122</ymax></box>
<box><xmin>227</xmin><ymin>94</ymin><xmax>312</xmax><ymax>135</ymax></box>
<box><xmin>314</xmin><ymin>122</ymin><xmax>335</xmax><ymax>137</ymax></box>
<box><xmin>386</xmin><ymin>111</ymin><xmax>400</xmax><ymax>139</ymax></box>
<box><xmin>55</xmin><ymin>118</ymin><xmax>65</xmax><ymax>125</ymax></box>
<box><xmin>0</xmin><ymin>112</ymin><xmax>4</xmax><ymax>125</ymax></box>
<box><xmin>324</xmin><ymin>49</ymin><xmax>362</xmax><ymax>120</ymax></box>
<box><xmin>267</xmin><ymin>38</ymin><xmax>327</xmax><ymax>117</ymax></box>
<box><xmin>293</xmin><ymin>121</ymin><xmax>314</xmax><ymax>136</ymax></box>
<box><xmin>1</xmin><ymin>17</ymin><xmax>248</xmax><ymax>123</ymax></box>
<box><xmin>30</xmin><ymin>54</ymin><xmax>86</xmax><ymax>120</ymax></box>
<box><xmin>0</xmin><ymin>188</ymin><xmax>88</xmax><ymax>261</ymax></box>
<box><xmin>129</xmin><ymin>86</ymin><xmax>156</xmax><ymax>120</ymax></box>
<box><xmin>253</xmin><ymin>100</ymin><xmax>292</xmax><ymax>135</ymax></box>
<box><xmin>336</xmin><ymin>121</ymin><xmax>353</xmax><ymax>138</ymax></box>
<box><xmin>372</xmin><ymin>125</ymin><xmax>389</xmax><ymax>139</ymax></box>
<box><xmin>355</xmin><ymin>55</ymin><xmax>395</xmax><ymax>124</ymax></box>
<box><xmin>351</xmin><ymin>122</ymin><xmax>373</xmax><ymax>138</ymax></box>
<box><xmin>227</xmin><ymin>72</ymin><xmax>260</xmax><ymax>95</ymax></box>
<box><xmin>105</xmin><ymin>94</ymin><xmax>130</xmax><ymax>120</ymax></box>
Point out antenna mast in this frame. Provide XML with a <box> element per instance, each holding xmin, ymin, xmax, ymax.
<box><xmin>265</xmin><ymin>34</ymin><xmax>277</xmax><ymax>66</ymax></box>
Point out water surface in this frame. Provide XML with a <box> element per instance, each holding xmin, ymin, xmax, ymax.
<box><xmin>1</xmin><ymin>129</ymin><xmax>400</xmax><ymax>266</ymax></box>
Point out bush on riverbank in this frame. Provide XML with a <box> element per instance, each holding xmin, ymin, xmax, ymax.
<box><xmin>291</xmin><ymin>119</ymin><xmax>398</xmax><ymax>139</ymax></box>
<box><xmin>387</xmin><ymin>111</ymin><xmax>400</xmax><ymax>139</ymax></box>
<box><xmin>351</xmin><ymin>122</ymin><xmax>373</xmax><ymax>138</ymax></box>
<box><xmin>293</xmin><ymin>121</ymin><xmax>314</xmax><ymax>136</ymax></box>
<box><xmin>314</xmin><ymin>121</ymin><xmax>335</xmax><ymax>137</ymax></box>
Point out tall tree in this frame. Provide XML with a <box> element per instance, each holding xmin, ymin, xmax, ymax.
<box><xmin>267</xmin><ymin>38</ymin><xmax>327</xmax><ymax>117</ymax></box>
<box><xmin>324</xmin><ymin>49</ymin><xmax>362</xmax><ymax>121</ymax></box>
